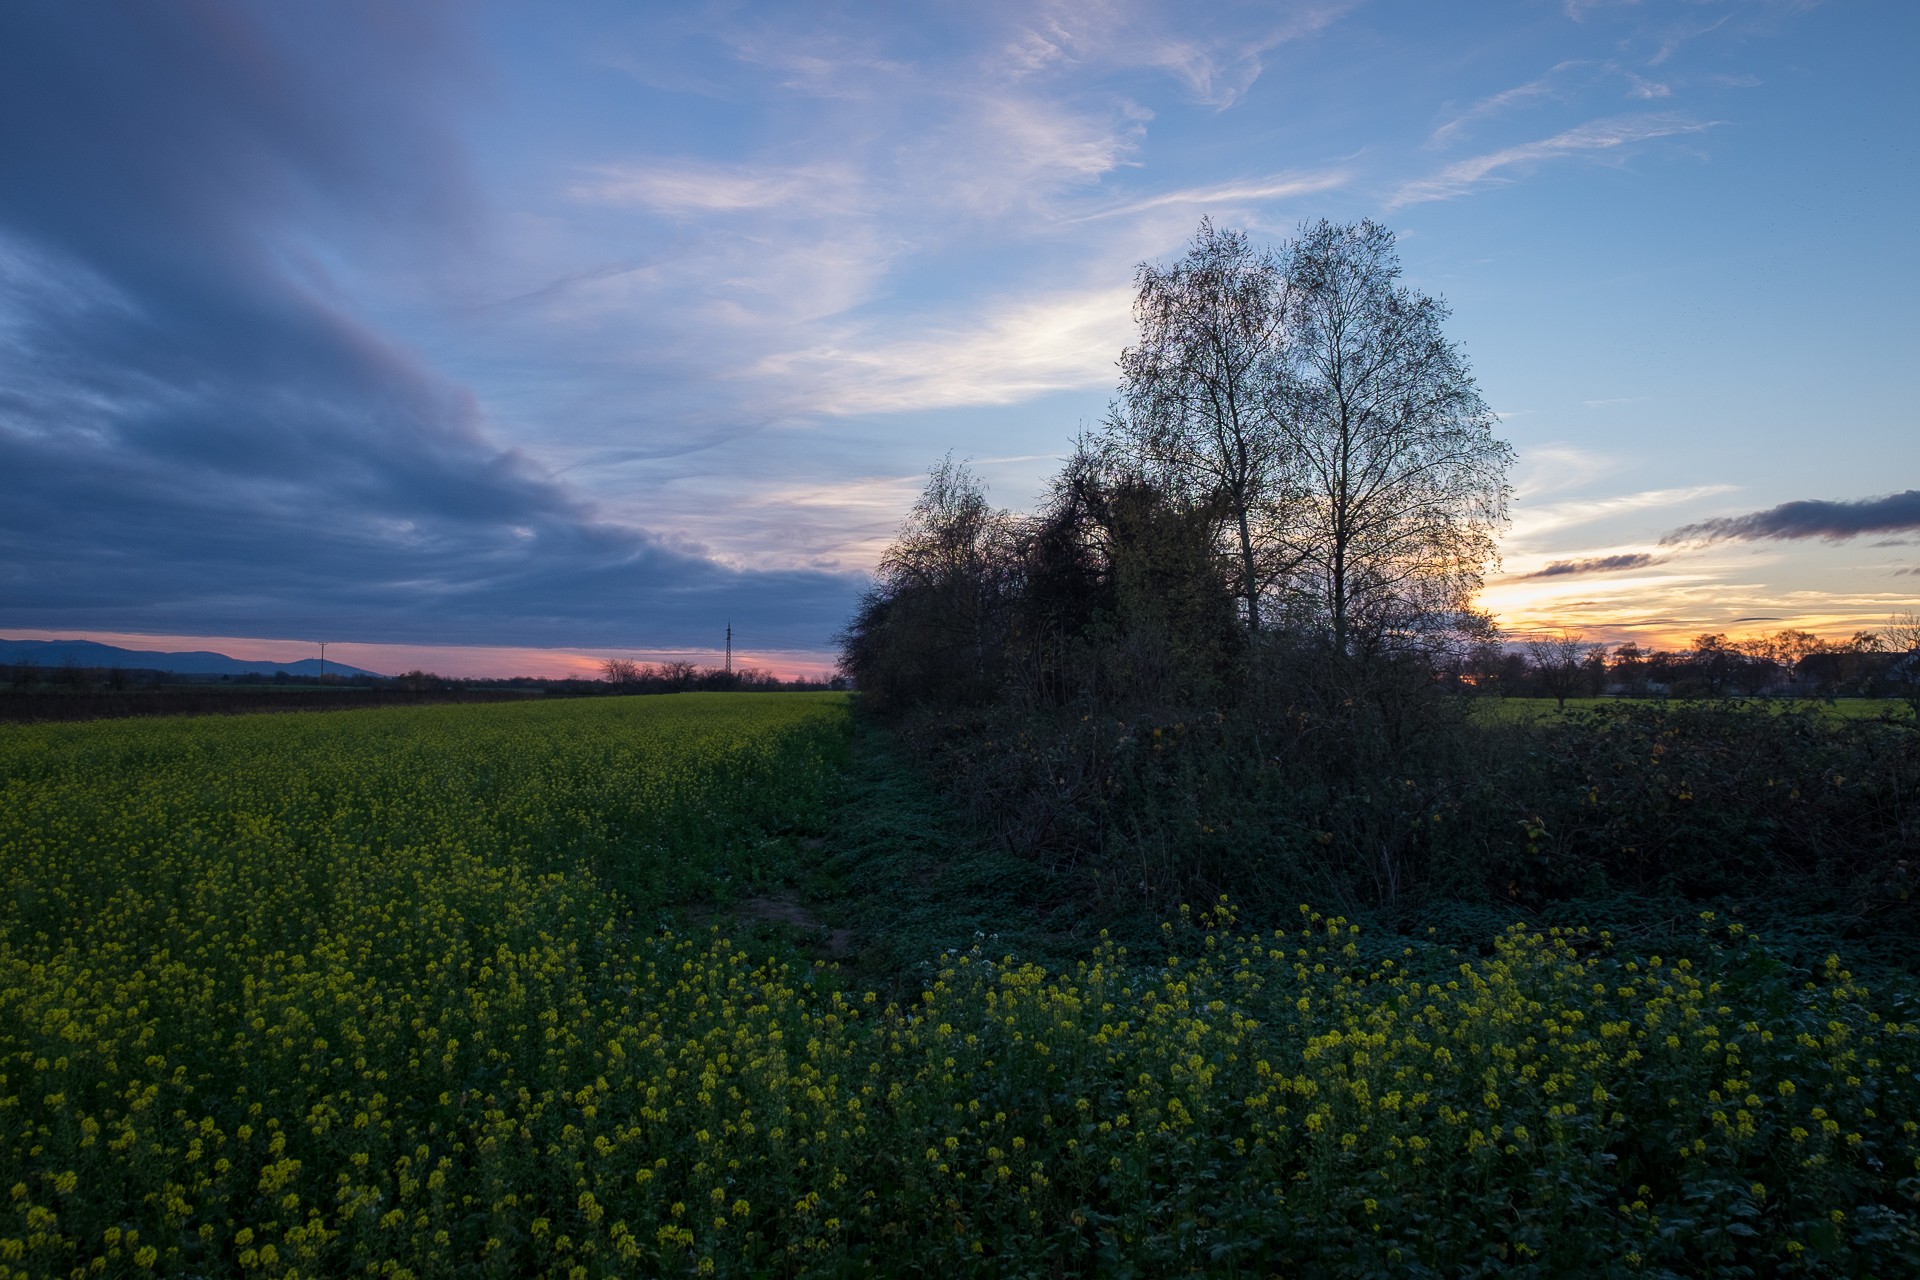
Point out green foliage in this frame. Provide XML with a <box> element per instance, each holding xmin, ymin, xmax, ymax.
<box><xmin>892</xmin><ymin>695</ymin><xmax>1920</xmax><ymax>960</ymax></box>
<box><xmin>1468</xmin><ymin>701</ymin><xmax>1917</xmax><ymax>907</ymax></box>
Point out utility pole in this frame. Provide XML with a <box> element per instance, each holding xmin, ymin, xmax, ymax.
<box><xmin>724</xmin><ymin>623</ymin><xmax>733</xmax><ymax>679</ymax></box>
<box><xmin>317</xmin><ymin>641</ymin><xmax>328</xmax><ymax>682</ymax></box>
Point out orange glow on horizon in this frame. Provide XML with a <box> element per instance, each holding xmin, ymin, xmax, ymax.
<box><xmin>1475</xmin><ymin>577</ymin><xmax>1907</xmax><ymax>651</ymax></box>
<box><xmin>0</xmin><ymin>629</ymin><xmax>839</xmax><ymax>682</ymax></box>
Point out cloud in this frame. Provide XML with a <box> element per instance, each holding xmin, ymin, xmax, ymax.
<box><xmin>486</xmin><ymin>4</ymin><xmax>1360</xmax><ymax>457</ymax></box>
<box><xmin>1508</xmin><ymin>484</ymin><xmax>1736</xmax><ymax>543</ymax></box>
<box><xmin>753</xmin><ymin>284</ymin><xmax>1134</xmax><ymax>415</ymax></box>
<box><xmin>1664</xmin><ymin>490</ymin><xmax>1920</xmax><ymax>546</ymax></box>
<box><xmin>1511</xmin><ymin>445</ymin><xmax>1623</xmax><ymax>500</ymax></box>
<box><xmin>0</xmin><ymin>3</ymin><xmax>858</xmax><ymax>650</ymax></box>
<box><xmin>1429</xmin><ymin>62</ymin><xmax>1588</xmax><ymax>147</ymax></box>
<box><xmin>1624</xmin><ymin>72</ymin><xmax>1672</xmax><ymax>99</ymax></box>
<box><xmin>717</xmin><ymin>25</ymin><xmax>912</xmax><ymax>101</ymax></box>
<box><xmin>1389</xmin><ymin>113</ymin><xmax>1719</xmax><ymax>207</ymax></box>
<box><xmin>568</xmin><ymin>161</ymin><xmax>852</xmax><ymax>215</ymax></box>
<box><xmin>1007</xmin><ymin>0</ymin><xmax>1358</xmax><ymax>109</ymax></box>
<box><xmin>1065</xmin><ymin>168</ymin><xmax>1352</xmax><ymax>222</ymax></box>
<box><xmin>918</xmin><ymin>92</ymin><xmax>1148</xmax><ymax>217</ymax></box>
<box><xmin>1523</xmin><ymin>553</ymin><xmax>1661</xmax><ymax>579</ymax></box>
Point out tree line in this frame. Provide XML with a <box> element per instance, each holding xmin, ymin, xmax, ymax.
<box><xmin>1502</xmin><ymin>620</ymin><xmax>1920</xmax><ymax>710</ymax></box>
<box><xmin>598</xmin><ymin>658</ymin><xmax>842</xmax><ymax>694</ymax></box>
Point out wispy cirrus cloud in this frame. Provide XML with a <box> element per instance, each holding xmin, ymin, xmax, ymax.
<box><xmin>567</xmin><ymin>161</ymin><xmax>854</xmax><ymax>214</ymax></box>
<box><xmin>1065</xmin><ymin>168</ymin><xmax>1352</xmax><ymax>223</ymax></box>
<box><xmin>1509</xmin><ymin>484</ymin><xmax>1736</xmax><ymax>544</ymax></box>
<box><xmin>1002</xmin><ymin>0</ymin><xmax>1359</xmax><ymax>108</ymax></box>
<box><xmin>1511</xmin><ymin>445</ymin><xmax>1624</xmax><ymax>501</ymax></box>
<box><xmin>1390</xmin><ymin>112</ymin><xmax>1719</xmax><ymax>207</ymax></box>
<box><xmin>1664</xmin><ymin>490</ymin><xmax>1920</xmax><ymax>545</ymax></box>
<box><xmin>1429</xmin><ymin>61</ymin><xmax>1589</xmax><ymax>147</ymax></box>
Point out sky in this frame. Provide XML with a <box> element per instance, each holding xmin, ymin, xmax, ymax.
<box><xmin>1</xmin><ymin>0</ymin><xmax>1914</xmax><ymax>678</ymax></box>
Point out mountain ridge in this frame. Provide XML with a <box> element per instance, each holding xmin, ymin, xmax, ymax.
<box><xmin>0</xmin><ymin>638</ymin><xmax>384</xmax><ymax>679</ymax></box>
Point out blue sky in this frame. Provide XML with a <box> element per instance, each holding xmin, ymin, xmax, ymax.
<box><xmin>2</xmin><ymin>0</ymin><xmax>1914</xmax><ymax>676</ymax></box>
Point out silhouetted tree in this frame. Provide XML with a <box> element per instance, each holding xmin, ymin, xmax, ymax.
<box><xmin>1275</xmin><ymin>221</ymin><xmax>1513</xmax><ymax>655</ymax></box>
<box><xmin>1029</xmin><ymin>444</ymin><xmax>1243</xmax><ymax>706</ymax></box>
<box><xmin>1610</xmin><ymin>642</ymin><xmax>1649</xmax><ymax>696</ymax></box>
<box><xmin>838</xmin><ymin>456</ymin><xmax>1022</xmax><ymax>710</ymax></box>
<box><xmin>1527</xmin><ymin>630</ymin><xmax>1588</xmax><ymax>710</ymax></box>
<box><xmin>1689</xmin><ymin>634</ymin><xmax>1739</xmax><ymax>697</ymax></box>
<box><xmin>1109</xmin><ymin>220</ymin><xmax>1294</xmax><ymax>634</ymax></box>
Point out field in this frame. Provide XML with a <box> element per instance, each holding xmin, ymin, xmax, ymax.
<box><xmin>1473</xmin><ymin>696</ymin><xmax>1915</xmax><ymax>723</ymax></box>
<box><xmin>4</xmin><ymin>696</ymin><xmax>1919</xmax><ymax>1276</ymax></box>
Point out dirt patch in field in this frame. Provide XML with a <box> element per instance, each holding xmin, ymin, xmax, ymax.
<box><xmin>738</xmin><ymin>891</ymin><xmax>853</xmax><ymax>959</ymax></box>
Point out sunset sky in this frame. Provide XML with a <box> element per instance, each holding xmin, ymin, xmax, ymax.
<box><xmin>2</xmin><ymin>1</ymin><xmax>1914</xmax><ymax>678</ymax></box>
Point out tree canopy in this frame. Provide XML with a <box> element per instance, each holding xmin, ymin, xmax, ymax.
<box><xmin>842</xmin><ymin>219</ymin><xmax>1514</xmax><ymax>707</ymax></box>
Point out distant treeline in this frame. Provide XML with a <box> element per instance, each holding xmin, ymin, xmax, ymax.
<box><xmin>0</xmin><ymin>659</ymin><xmax>840</xmax><ymax>723</ymax></box>
<box><xmin>595</xmin><ymin>657</ymin><xmax>844</xmax><ymax>695</ymax></box>
<box><xmin>1475</xmin><ymin>627</ymin><xmax>1919</xmax><ymax>706</ymax></box>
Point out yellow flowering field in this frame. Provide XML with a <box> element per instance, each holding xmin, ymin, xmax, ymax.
<box><xmin>3</xmin><ymin>695</ymin><xmax>1918</xmax><ymax>1276</ymax></box>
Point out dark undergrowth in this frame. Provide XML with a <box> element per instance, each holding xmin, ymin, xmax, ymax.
<box><xmin>719</xmin><ymin>698</ymin><xmax>1916</xmax><ymax>1001</ymax></box>
<box><xmin>826</xmin><ymin>696</ymin><xmax>1919</xmax><ymax>979</ymax></box>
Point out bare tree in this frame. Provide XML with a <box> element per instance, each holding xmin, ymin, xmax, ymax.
<box><xmin>879</xmin><ymin>454</ymin><xmax>1023</xmax><ymax>674</ymax></box>
<box><xmin>1526</xmin><ymin>630</ymin><xmax>1588</xmax><ymax>710</ymax></box>
<box><xmin>1111</xmin><ymin>219</ymin><xmax>1294</xmax><ymax>633</ymax></box>
<box><xmin>1276</xmin><ymin>220</ymin><xmax>1513</xmax><ymax>655</ymax></box>
<box><xmin>600</xmin><ymin>657</ymin><xmax>640</xmax><ymax>686</ymax></box>
<box><xmin>1885</xmin><ymin>611</ymin><xmax>1920</xmax><ymax>654</ymax></box>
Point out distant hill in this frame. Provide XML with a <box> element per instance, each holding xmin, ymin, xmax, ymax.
<box><xmin>0</xmin><ymin>638</ymin><xmax>383</xmax><ymax>679</ymax></box>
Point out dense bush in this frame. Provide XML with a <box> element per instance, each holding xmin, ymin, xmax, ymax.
<box><xmin>891</xmin><ymin>694</ymin><xmax>1919</xmax><ymax>950</ymax></box>
<box><xmin>1474</xmin><ymin>701</ymin><xmax>1917</xmax><ymax>904</ymax></box>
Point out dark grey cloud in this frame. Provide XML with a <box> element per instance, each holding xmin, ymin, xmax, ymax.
<box><xmin>1522</xmin><ymin>552</ymin><xmax>1659</xmax><ymax>579</ymax></box>
<box><xmin>0</xmin><ymin>3</ymin><xmax>856</xmax><ymax>649</ymax></box>
<box><xmin>1663</xmin><ymin>490</ymin><xmax>1920</xmax><ymax>546</ymax></box>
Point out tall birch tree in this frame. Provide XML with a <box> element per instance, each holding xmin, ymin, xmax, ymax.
<box><xmin>1277</xmin><ymin>220</ymin><xmax>1513</xmax><ymax>654</ymax></box>
<box><xmin>1112</xmin><ymin>220</ymin><xmax>1294</xmax><ymax>633</ymax></box>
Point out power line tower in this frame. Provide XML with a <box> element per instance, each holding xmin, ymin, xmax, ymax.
<box><xmin>724</xmin><ymin>623</ymin><xmax>733</xmax><ymax>679</ymax></box>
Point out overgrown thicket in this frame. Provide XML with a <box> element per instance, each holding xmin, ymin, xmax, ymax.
<box><xmin>839</xmin><ymin>221</ymin><xmax>1920</xmax><ymax>942</ymax></box>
